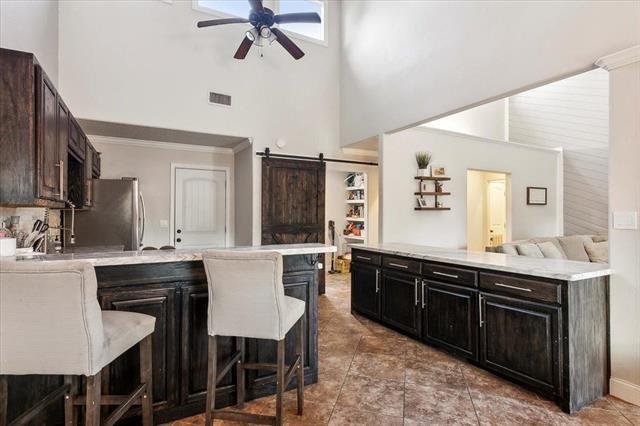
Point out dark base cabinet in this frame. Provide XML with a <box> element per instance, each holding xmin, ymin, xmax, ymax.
<box><xmin>423</xmin><ymin>281</ymin><xmax>478</xmax><ymax>360</ymax></box>
<box><xmin>4</xmin><ymin>256</ymin><xmax>319</xmax><ymax>425</ymax></box>
<box><xmin>480</xmin><ymin>294</ymin><xmax>560</xmax><ymax>394</ymax></box>
<box><xmin>350</xmin><ymin>248</ymin><xmax>609</xmax><ymax>414</ymax></box>
<box><xmin>381</xmin><ymin>271</ymin><xmax>421</xmax><ymax>338</ymax></box>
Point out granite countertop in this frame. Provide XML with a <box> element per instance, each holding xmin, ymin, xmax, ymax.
<box><xmin>358</xmin><ymin>243</ymin><xmax>612</xmax><ymax>281</ymax></box>
<box><xmin>2</xmin><ymin>243</ymin><xmax>337</xmax><ymax>267</ymax></box>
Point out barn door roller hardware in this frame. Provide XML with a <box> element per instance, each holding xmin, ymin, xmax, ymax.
<box><xmin>257</xmin><ymin>147</ymin><xmax>378</xmax><ymax>166</ymax></box>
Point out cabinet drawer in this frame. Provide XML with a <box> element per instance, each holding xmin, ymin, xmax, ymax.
<box><xmin>352</xmin><ymin>250</ymin><xmax>381</xmax><ymax>266</ymax></box>
<box><xmin>423</xmin><ymin>263</ymin><xmax>477</xmax><ymax>288</ymax></box>
<box><xmin>383</xmin><ymin>256</ymin><xmax>421</xmax><ymax>274</ymax></box>
<box><xmin>480</xmin><ymin>273</ymin><xmax>561</xmax><ymax>304</ymax></box>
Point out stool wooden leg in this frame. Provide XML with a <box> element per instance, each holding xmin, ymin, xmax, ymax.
<box><xmin>276</xmin><ymin>339</ymin><xmax>285</xmax><ymax>426</ymax></box>
<box><xmin>296</xmin><ymin>318</ymin><xmax>304</xmax><ymax>416</ymax></box>
<box><xmin>205</xmin><ymin>335</ymin><xmax>218</xmax><ymax>426</ymax></box>
<box><xmin>140</xmin><ymin>335</ymin><xmax>154</xmax><ymax>426</ymax></box>
<box><xmin>64</xmin><ymin>375</ymin><xmax>78</xmax><ymax>426</ymax></box>
<box><xmin>0</xmin><ymin>375</ymin><xmax>8</xmax><ymax>426</ymax></box>
<box><xmin>85</xmin><ymin>371</ymin><xmax>101</xmax><ymax>426</ymax></box>
<box><xmin>236</xmin><ymin>337</ymin><xmax>245</xmax><ymax>409</ymax></box>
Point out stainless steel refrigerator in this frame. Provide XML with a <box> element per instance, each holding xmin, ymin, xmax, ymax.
<box><xmin>63</xmin><ymin>178</ymin><xmax>145</xmax><ymax>251</ymax></box>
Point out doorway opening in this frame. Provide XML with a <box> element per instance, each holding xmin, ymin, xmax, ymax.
<box><xmin>467</xmin><ymin>170</ymin><xmax>510</xmax><ymax>252</ymax></box>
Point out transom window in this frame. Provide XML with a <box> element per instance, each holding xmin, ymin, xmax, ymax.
<box><xmin>194</xmin><ymin>0</ymin><xmax>327</xmax><ymax>45</ymax></box>
<box><xmin>277</xmin><ymin>0</ymin><xmax>325</xmax><ymax>44</ymax></box>
<box><xmin>194</xmin><ymin>0</ymin><xmax>252</xmax><ymax>18</ymax></box>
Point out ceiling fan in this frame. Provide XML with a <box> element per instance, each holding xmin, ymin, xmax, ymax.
<box><xmin>197</xmin><ymin>0</ymin><xmax>321</xmax><ymax>60</ymax></box>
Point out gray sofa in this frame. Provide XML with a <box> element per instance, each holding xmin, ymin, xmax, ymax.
<box><xmin>487</xmin><ymin>235</ymin><xmax>608</xmax><ymax>263</ymax></box>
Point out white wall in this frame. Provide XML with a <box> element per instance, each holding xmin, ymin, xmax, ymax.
<box><xmin>0</xmin><ymin>0</ymin><xmax>59</xmax><ymax>84</ymax></box>
<box><xmin>58</xmin><ymin>0</ymin><xmax>341</xmax><ymax>156</ymax></box>
<box><xmin>234</xmin><ymin>144</ymin><xmax>253</xmax><ymax>246</ymax></box>
<box><xmin>509</xmin><ymin>69</ymin><xmax>609</xmax><ymax>236</ymax></box>
<box><xmin>381</xmin><ymin>127</ymin><xmax>562</xmax><ymax>249</ymax></box>
<box><xmin>600</xmin><ymin>49</ymin><xmax>640</xmax><ymax>406</ymax></box>
<box><xmin>423</xmin><ymin>99</ymin><xmax>508</xmax><ymax>141</ymax></box>
<box><xmin>340</xmin><ymin>1</ymin><xmax>640</xmax><ymax>144</ymax></box>
<box><xmin>91</xmin><ymin>137</ymin><xmax>235</xmax><ymax>249</ymax></box>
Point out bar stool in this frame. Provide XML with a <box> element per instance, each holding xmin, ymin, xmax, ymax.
<box><xmin>202</xmin><ymin>250</ymin><xmax>305</xmax><ymax>426</ymax></box>
<box><xmin>0</xmin><ymin>261</ymin><xmax>155</xmax><ymax>426</ymax></box>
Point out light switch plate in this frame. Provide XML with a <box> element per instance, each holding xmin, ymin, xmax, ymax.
<box><xmin>159</xmin><ymin>220</ymin><xmax>169</xmax><ymax>229</ymax></box>
<box><xmin>613</xmin><ymin>211</ymin><xmax>638</xmax><ymax>230</ymax></box>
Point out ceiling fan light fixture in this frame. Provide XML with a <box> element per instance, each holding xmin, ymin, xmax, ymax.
<box><xmin>246</xmin><ymin>27</ymin><xmax>258</xmax><ymax>42</ymax></box>
<box><xmin>259</xmin><ymin>25</ymin><xmax>271</xmax><ymax>38</ymax></box>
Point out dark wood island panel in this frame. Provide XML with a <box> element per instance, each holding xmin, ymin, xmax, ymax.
<box><xmin>4</xmin><ymin>255</ymin><xmax>319</xmax><ymax>424</ymax></box>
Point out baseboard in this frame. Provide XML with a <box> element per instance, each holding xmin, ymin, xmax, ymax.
<box><xmin>610</xmin><ymin>377</ymin><xmax>640</xmax><ymax>406</ymax></box>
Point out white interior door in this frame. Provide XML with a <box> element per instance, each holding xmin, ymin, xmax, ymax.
<box><xmin>487</xmin><ymin>179</ymin><xmax>506</xmax><ymax>246</ymax></box>
<box><xmin>174</xmin><ymin>167</ymin><xmax>227</xmax><ymax>248</ymax></box>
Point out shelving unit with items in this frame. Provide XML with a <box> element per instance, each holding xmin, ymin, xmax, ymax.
<box><xmin>414</xmin><ymin>176</ymin><xmax>451</xmax><ymax>211</ymax></box>
<box><xmin>343</xmin><ymin>172</ymin><xmax>367</xmax><ymax>246</ymax></box>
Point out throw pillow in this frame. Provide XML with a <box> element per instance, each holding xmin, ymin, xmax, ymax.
<box><xmin>558</xmin><ymin>235</ymin><xmax>591</xmax><ymax>262</ymax></box>
<box><xmin>496</xmin><ymin>244</ymin><xmax>518</xmax><ymax>256</ymax></box>
<box><xmin>585</xmin><ymin>241</ymin><xmax>609</xmax><ymax>263</ymax></box>
<box><xmin>537</xmin><ymin>241</ymin><xmax>564</xmax><ymax>259</ymax></box>
<box><xmin>516</xmin><ymin>243</ymin><xmax>544</xmax><ymax>258</ymax></box>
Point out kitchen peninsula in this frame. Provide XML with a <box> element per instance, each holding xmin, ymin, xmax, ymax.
<box><xmin>350</xmin><ymin>243</ymin><xmax>612</xmax><ymax>414</ymax></box>
<box><xmin>2</xmin><ymin>243</ymin><xmax>335</xmax><ymax>424</ymax></box>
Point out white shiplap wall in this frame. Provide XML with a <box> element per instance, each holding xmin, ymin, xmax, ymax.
<box><xmin>509</xmin><ymin>69</ymin><xmax>609</xmax><ymax>236</ymax></box>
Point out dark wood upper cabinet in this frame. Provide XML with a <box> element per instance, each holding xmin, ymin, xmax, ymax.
<box><xmin>381</xmin><ymin>270</ymin><xmax>421</xmax><ymax>337</ymax></box>
<box><xmin>423</xmin><ymin>280</ymin><xmax>478</xmax><ymax>360</ymax></box>
<box><xmin>0</xmin><ymin>48</ymin><xmax>93</xmax><ymax>208</ymax></box>
<box><xmin>479</xmin><ymin>293</ymin><xmax>560</xmax><ymax>395</ymax></box>
<box><xmin>36</xmin><ymin>66</ymin><xmax>61</xmax><ymax>201</ymax></box>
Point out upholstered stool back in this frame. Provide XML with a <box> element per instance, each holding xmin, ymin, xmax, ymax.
<box><xmin>0</xmin><ymin>261</ymin><xmax>105</xmax><ymax>376</ymax></box>
<box><xmin>202</xmin><ymin>250</ymin><xmax>294</xmax><ymax>340</ymax></box>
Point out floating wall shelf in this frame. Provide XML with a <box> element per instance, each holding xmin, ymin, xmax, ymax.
<box><xmin>414</xmin><ymin>176</ymin><xmax>451</xmax><ymax>211</ymax></box>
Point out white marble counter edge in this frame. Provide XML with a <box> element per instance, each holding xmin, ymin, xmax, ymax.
<box><xmin>356</xmin><ymin>246</ymin><xmax>612</xmax><ymax>281</ymax></box>
<box><xmin>4</xmin><ymin>244</ymin><xmax>337</xmax><ymax>267</ymax></box>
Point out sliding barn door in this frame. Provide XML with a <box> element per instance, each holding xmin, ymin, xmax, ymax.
<box><xmin>262</xmin><ymin>157</ymin><xmax>326</xmax><ymax>292</ymax></box>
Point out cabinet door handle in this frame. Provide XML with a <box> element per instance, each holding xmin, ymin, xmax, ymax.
<box><xmin>55</xmin><ymin>160</ymin><xmax>64</xmax><ymax>200</ymax></box>
<box><xmin>433</xmin><ymin>271</ymin><xmax>459</xmax><ymax>279</ymax></box>
<box><xmin>421</xmin><ymin>280</ymin><xmax>426</xmax><ymax>309</ymax></box>
<box><xmin>357</xmin><ymin>255</ymin><xmax>371</xmax><ymax>261</ymax></box>
<box><xmin>494</xmin><ymin>282</ymin><xmax>532</xmax><ymax>292</ymax></box>
<box><xmin>375</xmin><ymin>269</ymin><xmax>380</xmax><ymax>293</ymax></box>
<box><xmin>479</xmin><ymin>294</ymin><xmax>484</xmax><ymax>328</ymax></box>
<box><xmin>414</xmin><ymin>278</ymin><xmax>419</xmax><ymax>306</ymax></box>
<box><xmin>389</xmin><ymin>262</ymin><xmax>409</xmax><ymax>269</ymax></box>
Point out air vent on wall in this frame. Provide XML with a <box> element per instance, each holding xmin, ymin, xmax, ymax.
<box><xmin>209</xmin><ymin>91</ymin><xmax>231</xmax><ymax>107</ymax></box>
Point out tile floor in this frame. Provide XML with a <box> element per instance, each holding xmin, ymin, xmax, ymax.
<box><xmin>169</xmin><ymin>272</ymin><xmax>640</xmax><ymax>425</ymax></box>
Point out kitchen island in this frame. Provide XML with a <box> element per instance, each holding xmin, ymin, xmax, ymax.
<box><xmin>2</xmin><ymin>243</ymin><xmax>336</xmax><ymax>425</ymax></box>
<box><xmin>350</xmin><ymin>243</ymin><xmax>611</xmax><ymax>414</ymax></box>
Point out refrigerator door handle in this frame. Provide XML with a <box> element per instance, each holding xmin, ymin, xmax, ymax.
<box><xmin>139</xmin><ymin>192</ymin><xmax>146</xmax><ymax>247</ymax></box>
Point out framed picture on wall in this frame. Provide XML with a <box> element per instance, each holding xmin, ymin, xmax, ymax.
<box><xmin>527</xmin><ymin>187</ymin><xmax>547</xmax><ymax>205</ymax></box>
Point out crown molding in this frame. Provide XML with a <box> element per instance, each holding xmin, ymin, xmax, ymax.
<box><xmin>88</xmin><ymin>135</ymin><xmax>235</xmax><ymax>154</ymax></box>
<box><xmin>596</xmin><ymin>45</ymin><xmax>640</xmax><ymax>71</ymax></box>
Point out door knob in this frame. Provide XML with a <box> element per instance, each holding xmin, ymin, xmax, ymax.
<box><xmin>176</xmin><ymin>238</ymin><xmax>182</xmax><ymax>243</ymax></box>
<box><xmin>177</xmin><ymin>229</ymin><xmax>182</xmax><ymax>234</ymax></box>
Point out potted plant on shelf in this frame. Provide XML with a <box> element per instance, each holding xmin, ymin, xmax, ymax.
<box><xmin>415</xmin><ymin>151</ymin><xmax>432</xmax><ymax>177</ymax></box>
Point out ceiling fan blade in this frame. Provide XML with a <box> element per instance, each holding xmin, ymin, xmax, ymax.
<box><xmin>234</xmin><ymin>36</ymin><xmax>253</xmax><ymax>60</ymax></box>
<box><xmin>248</xmin><ymin>0</ymin><xmax>264</xmax><ymax>12</ymax></box>
<box><xmin>197</xmin><ymin>17</ymin><xmax>249</xmax><ymax>28</ymax></box>
<box><xmin>274</xmin><ymin>12</ymin><xmax>321</xmax><ymax>24</ymax></box>
<box><xmin>271</xmin><ymin>28</ymin><xmax>304</xmax><ymax>60</ymax></box>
